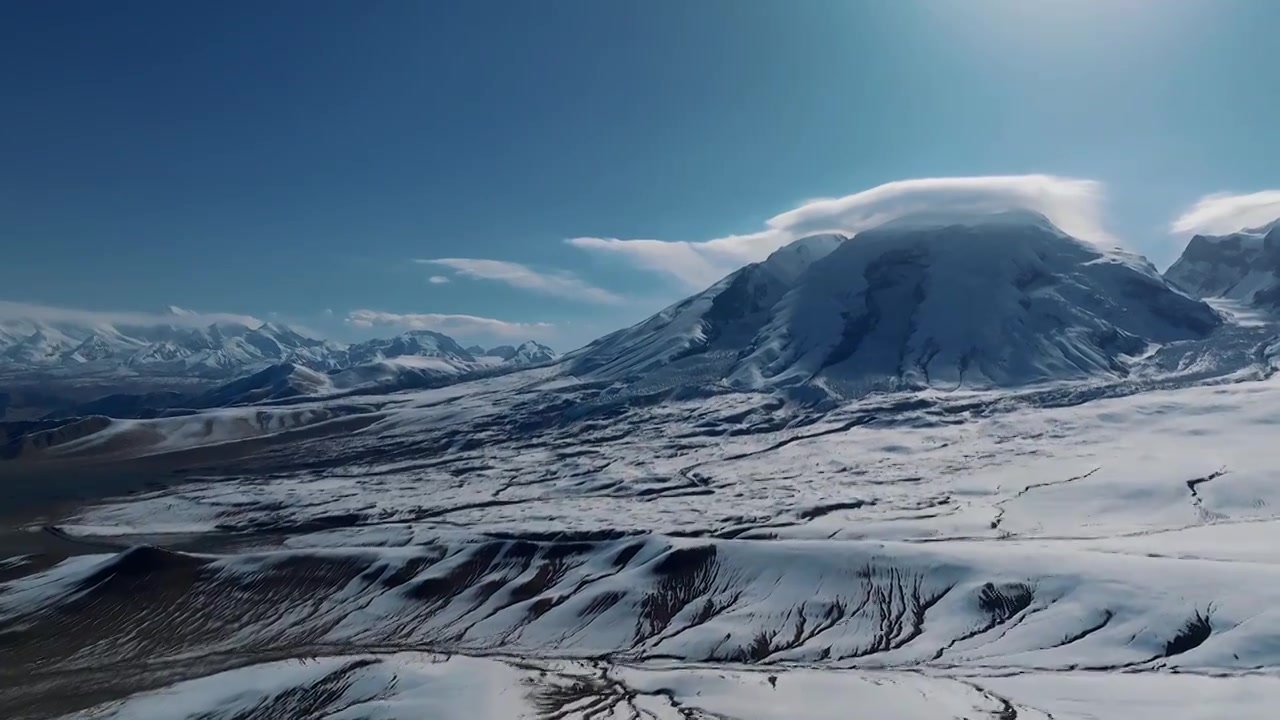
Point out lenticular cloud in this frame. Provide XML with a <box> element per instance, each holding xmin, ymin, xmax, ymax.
<box><xmin>1169</xmin><ymin>190</ymin><xmax>1280</xmax><ymax>236</ymax></box>
<box><xmin>568</xmin><ymin>174</ymin><xmax>1112</xmax><ymax>287</ymax></box>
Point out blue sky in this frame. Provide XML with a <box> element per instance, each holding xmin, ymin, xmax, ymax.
<box><xmin>3</xmin><ymin>0</ymin><xmax>1280</xmax><ymax>349</ymax></box>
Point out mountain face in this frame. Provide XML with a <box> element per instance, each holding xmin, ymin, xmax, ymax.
<box><xmin>199</xmin><ymin>339</ymin><xmax>561</xmax><ymax>407</ymax></box>
<box><xmin>486</xmin><ymin>345</ymin><xmax>518</xmax><ymax>361</ymax></box>
<box><xmin>1164</xmin><ymin>220</ymin><xmax>1280</xmax><ymax>310</ymax></box>
<box><xmin>507</xmin><ymin>341</ymin><xmax>557</xmax><ymax>365</ymax></box>
<box><xmin>345</xmin><ymin>330</ymin><xmax>475</xmax><ymax>366</ymax></box>
<box><xmin>566</xmin><ymin>234</ymin><xmax>846</xmax><ymax>382</ymax></box>
<box><xmin>568</xmin><ymin>213</ymin><xmax>1222</xmax><ymax>395</ymax></box>
<box><xmin>2</xmin><ymin>328</ymin><xmax>79</xmax><ymax>365</ymax></box>
<box><xmin>189</xmin><ymin>363</ymin><xmax>333</xmax><ymax>408</ymax></box>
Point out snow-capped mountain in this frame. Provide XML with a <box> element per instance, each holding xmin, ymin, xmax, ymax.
<box><xmin>1</xmin><ymin>327</ymin><xmax>81</xmax><ymax>365</ymax></box>
<box><xmin>467</xmin><ymin>343</ymin><xmax>559</xmax><ymax>363</ymax></box>
<box><xmin>0</xmin><ymin>315</ymin><xmax>346</xmax><ymax>377</ymax></box>
<box><xmin>64</xmin><ymin>334</ymin><xmax>119</xmax><ymax>363</ymax></box>
<box><xmin>343</xmin><ymin>334</ymin><xmax>557</xmax><ymax>371</ymax></box>
<box><xmin>507</xmin><ymin>340</ymin><xmax>557</xmax><ymax>365</ymax></box>
<box><xmin>345</xmin><ymin>329</ymin><xmax>472</xmax><ymax>366</ymax></box>
<box><xmin>0</xmin><ymin>313</ymin><xmax>557</xmax><ymax>394</ymax></box>
<box><xmin>568</xmin><ymin>212</ymin><xmax>1222</xmax><ymax>394</ymax></box>
<box><xmin>1164</xmin><ymin>219</ymin><xmax>1280</xmax><ymax>310</ymax></box>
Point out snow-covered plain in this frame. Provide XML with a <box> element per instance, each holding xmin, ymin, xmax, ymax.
<box><xmin>54</xmin><ymin>651</ymin><xmax>1280</xmax><ymax>720</ymax></box>
<box><xmin>4</xmin><ymin>359</ymin><xmax>1280</xmax><ymax>717</ymax></box>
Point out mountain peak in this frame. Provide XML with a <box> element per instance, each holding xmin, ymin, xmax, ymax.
<box><xmin>571</xmin><ymin>216</ymin><xmax>1219</xmax><ymax>395</ymax></box>
<box><xmin>509</xmin><ymin>340</ymin><xmax>557</xmax><ymax>365</ymax></box>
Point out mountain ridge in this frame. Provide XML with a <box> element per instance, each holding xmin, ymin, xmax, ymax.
<box><xmin>0</xmin><ymin>315</ymin><xmax>557</xmax><ymax>381</ymax></box>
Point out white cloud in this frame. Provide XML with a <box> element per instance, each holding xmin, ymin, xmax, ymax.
<box><xmin>345</xmin><ymin>309</ymin><xmax>554</xmax><ymax>339</ymax></box>
<box><xmin>428</xmin><ymin>275</ymin><xmax>452</xmax><ymax>285</ymax></box>
<box><xmin>565</xmin><ymin>237</ymin><xmax>733</xmax><ymax>289</ymax></box>
<box><xmin>568</xmin><ymin>175</ymin><xmax>1111</xmax><ymax>288</ymax></box>
<box><xmin>417</xmin><ymin>258</ymin><xmax>623</xmax><ymax>304</ymax></box>
<box><xmin>0</xmin><ymin>300</ymin><xmax>263</xmax><ymax>329</ymax></box>
<box><xmin>1169</xmin><ymin>191</ymin><xmax>1280</xmax><ymax>236</ymax></box>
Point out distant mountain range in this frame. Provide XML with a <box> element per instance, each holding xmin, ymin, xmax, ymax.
<box><xmin>0</xmin><ymin>312</ymin><xmax>556</xmax><ymax>381</ymax></box>
<box><xmin>0</xmin><ymin>316</ymin><xmax>558</xmax><ymax>420</ymax></box>
<box><xmin>0</xmin><ymin>318</ymin><xmax>335</xmax><ymax>375</ymax></box>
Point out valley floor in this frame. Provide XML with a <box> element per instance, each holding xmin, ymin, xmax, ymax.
<box><xmin>5</xmin><ymin>365</ymin><xmax>1280</xmax><ymax>718</ymax></box>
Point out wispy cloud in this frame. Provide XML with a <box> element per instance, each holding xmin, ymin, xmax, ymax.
<box><xmin>568</xmin><ymin>175</ymin><xmax>1111</xmax><ymax>288</ymax></box>
<box><xmin>1170</xmin><ymin>191</ymin><xmax>1280</xmax><ymax>236</ymax></box>
<box><xmin>345</xmin><ymin>309</ymin><xmax>554</xmax><ymax>339</ymax></box>
<box><xmin>417</xmin><ymin>258</ymin><xmax>623</xmax><ymax>304</ymax></box>
<box><xmin>427</xmin><ymin>275</ymin><xmax>452</xmax><ymax>285</ymax></box>
<box><xmin>565</xmin><ymin>237</ymin><xmax>733</xmax><ymax>289</ymax></box>
<box><xmin>0</xmin><ymin>300</ymin><xmax>263</xmax><ymax>328</ymax></box>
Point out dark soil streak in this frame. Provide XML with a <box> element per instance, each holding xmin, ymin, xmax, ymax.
<box><xmin>991</xmin><ymin>467</ymin><xmax>1101</xmax><ymax>537</ymax></box>
<box><xmin>1052</xmin><ymin>610</ymin><xmax>1115</xmax><ymax>649</ymax></box>
<box><xmin>1186</xmin><ymin>467</ymin><xmax>1228</xmax><ymax>520</ymax></box>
